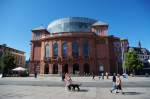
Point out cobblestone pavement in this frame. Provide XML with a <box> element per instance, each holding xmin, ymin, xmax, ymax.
<box><xmin>0</xmin><ymin>85</ymin><xmax>150</xmax><ymax>99</ymax></box>
<box><xmin>1</xmin><ymin>76</ymin><xmax>150</xmax><ymax>82</ymax></box>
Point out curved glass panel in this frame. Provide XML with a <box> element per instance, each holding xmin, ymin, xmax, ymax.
<box><xmin>45</xmin><ymin>44</ymin><xmax>50</xmax><ymax>58</ymax></box>
<box><xmin>62</xmin><ymin>42</ymin><xmax>68</xmax><ymax>58</ymax></box>
<box><xmin>72</xmin><ymin>41</ymin><xmax>79</xmax><ymax>58</ymax></box>
<box><xmin>47</xmin><ymin>17</ymin><xmax>97</xmax><ymax>33</ymax></box>
<box><xmin>53</xmin><ymin>43</ymin><xmax>58</xmax><ymax>58</ymax></box>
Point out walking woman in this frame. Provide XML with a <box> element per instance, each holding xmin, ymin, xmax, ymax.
<box><xmin>64</xmin><ymin>73</ymin><xmax>72</xmax><ymax>90</ymax></box>
<box><xmin>116</xmin><ymin>74</ymin><xmax>123</xmax><ymax>94</ymax></box>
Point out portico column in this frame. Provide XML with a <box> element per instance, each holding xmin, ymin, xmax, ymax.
<box><xmin>49</xmin><ymin>64</ymin><xmax>53</xmax><ymax>74</ymax></box>
<box><xmin>79</xmin><ymin>38</ymin><xmax>83</xmax><ymax>75</ymax></box>
<box><xmin>68</xmin><ymin>40</ymin><xmax>72</xmax><ymax>57</ymax></box>
<box><xmin>79</xmin><ymin>38</ymin><xmax>83</xmax><ymax>57</ymax></box>
<box><xmin>58</xmin><ymin>40</ymin><xmax>62</xmax><ymax>74</ymax></box>
<box><xmin>49</xmin><ymin>41</ymin><xmax>53</xmax><ymax>57</ymax></box>
<box><xmin>30</xmin><ymin>43</ymin><xmax>34</xmax><ymax>61</ymax></box>
<box><xmin>40</xmin><ymin>61</ymin><xmax>45</xmax><ymax>75</ymax></box>
<box><xmin>58</xmin><ymin>64</ymin><xmax>62</xmax><ymax>74</ymax></box>
<box><xmin>79</xmin><ymin>62</ymin><xmax>83</xmax><ymax>75</ymax></box>
<box><xmin>41</xmin><ymin>41</ymin><xmax>45</xmax><ymax>60</ymax></box>
<box><xmin>67</xmin><ymin>40</ymin><xmax>73</xmax><ymax>74</ymax></box>
<box><xmin>68</xmin><ymin>63</ymin><xmax>73</xmax><ymax>74</ymax></box>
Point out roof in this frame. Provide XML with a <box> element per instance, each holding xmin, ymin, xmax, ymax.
<box><xmin>92</xmin><ymin>21</ymin><xmax>108</xmax><ymax>26</ymax></box>
<box><xmin>32</xmin><ymin>26</ymin><xmax>46</xmax><ymax>31</ymax></box>
<box><xmin>0</xmin><ymin>44</ymin><xmax>25</xmax><ymax>54</ymax></box>
<box><xmin>130</xmin><ymin>47</ymin><xmax>150</xmax><ymax>55</ymax></box>
<box><xmin>47</xmin><ymin>17</ymin><xmax>97</xmax><ymax>33</ymax></box>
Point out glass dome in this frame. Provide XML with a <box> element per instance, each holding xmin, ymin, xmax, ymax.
<box><xmin>47</xmin><ymin>17</ymin><xmax>97</xmax><ymax>33</ymax></box>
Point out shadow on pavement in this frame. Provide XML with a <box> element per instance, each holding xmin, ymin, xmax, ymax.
<box><xmin>79</xmin><ymin>89</ymin><xmax>88</xmax><ymax>92</ymax></box>
<box><xmin>123</xmin><ymin>92</ymin><xmax>143</xmax><ymax>95</ymax></box>
<box><xmin>71</xmin><ymin>89</ymin><xmax>88</xmax><ymax>92</ymax></box>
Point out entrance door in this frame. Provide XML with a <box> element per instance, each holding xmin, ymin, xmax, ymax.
<box><xmin>73</xmin><ymin>63</ymin><xmax>79</xmax><ymax>74</ymax></box>
<box><xmin>84</xmin><ymin>63</ymin><xmax>90</xmax><ymax>74</ymax></box>
<box><xmin>53</xmin><ymin>64</ymin><xmax>58</xmax><ymax>74</ymax></box>
<box><xmin>44</xmin><ymin>64</ymin><xmax>49</xmax><ymax>74</ymax></box>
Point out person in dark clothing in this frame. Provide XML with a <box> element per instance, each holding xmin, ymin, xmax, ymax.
<box><xmin>110</xmin><ymin>73</ymin><xmax>116</xmax><ymax>93</ymax></box>
<box><xmin>92</xmin><ymin>72</ymin><xmax>95</xmax><ymax>80</ymax></box>
<box><xmin>34</xmin><ymin>71</ymin><xmax>37</xmax><ymax>78</ymax></box>
<box><xmin>62</xmin><ymin>73</ymin><xmax>65</xmax><ymax>81</ymax></box>
<box><xmin>101</xmin><ymin>73</ymin><xmax>104</xmax><ymax>79</ymax></box>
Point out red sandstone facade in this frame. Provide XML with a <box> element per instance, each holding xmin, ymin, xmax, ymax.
<box><xmin>29</xmin><ymin>17</ymin><xmax>128</xmax><ymax>75</ymax></box>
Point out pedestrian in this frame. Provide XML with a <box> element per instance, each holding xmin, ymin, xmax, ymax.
<box><xmin>116</xmin><ymin>74</ymin><xmax>123</xmax><ymax>94</ymax></box>
<box><xmin>110</xmin><ymin>73</ymin><xmax>116</xmax><ymax>93</ymax></box>
<box><xmin>98</xmin><ymin>71</ymin><xmax>101</xmax><ymax>80</ymax></box>
<box><xmin>34</xmin><ymin>71</ymin><xmax>37</xmax><ymax>78</ymax></box>
<box><xmin>106</xmin><ymin>72</ymin><xmax>109</xmax><ymax>79</ymax></box>
<box><xmin>62</xmin><ymin>73</ymin><xmax>65</xmax><ymax>81</ymax></box>
<box><xmin>92</xmin><ymin>72</ymin><xmax>95</xmax><ymax>80</ymax></box>
<box><xmin>64</xmin><ymin>73</ymin><xmax>72</xmax><ymax>90</ymax></box>
<box><xmin>101</xmin><ymin>73</ymin><xmax>104</xmax><ymax>79</ymax></box>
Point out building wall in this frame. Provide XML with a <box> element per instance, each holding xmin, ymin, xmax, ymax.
<box><xmin>30</xmin><ymin>32</ymin><xmax>124</xmax><ymax>75</ymax></box>
<box><xmin>29</xmin><ymin>17</ymin><xmax>127</xmax><ymax>75</ymax></box>
<box><xmin>0</xmin><ymin>44</ymin><xmax>25</xmax><ymax>67</ymax></box>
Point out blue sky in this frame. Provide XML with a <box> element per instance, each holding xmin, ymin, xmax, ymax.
<box><xmin>0</xmin><ymin>0</ymin><xmax>150</xmax><ymax>60</ymax></box>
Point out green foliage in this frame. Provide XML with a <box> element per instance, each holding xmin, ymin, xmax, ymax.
<box><xmin>0</xmin><ymin>57</ymin><xmax>4</xmax><ymax>73</ymax></box>
<box><xmin>124</xmin><ymin>50</ymin><xmax>144</xmax><ymax>73</ymax></box>
<box><xmin>0</xmin><ymin>50</ymin><xmax>16</xmax><ymax>74</ymax></box>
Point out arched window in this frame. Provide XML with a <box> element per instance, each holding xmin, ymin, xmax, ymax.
<box><xmin>83</xmin><ymin>41</ymin><xmax>89</xmax><ymax>58</ymax></box>
<box><xmin>45</xmin><ymin>44</ymin><xmax>50</xmax><ymax>58</ymax></box>
<box><xmin>62</xmin><ymin>42</ymin><xmax>67</xmax><ymax>58</ymax></box>
<box><xmin>72</xmin><ymin>41</ymin><xmax>79</xmax><ymax>58</ymax></box>
<box><xmin>53</xmin><ymin>42</ymin><xmax>58</xmax><ymax>58</ymax></box>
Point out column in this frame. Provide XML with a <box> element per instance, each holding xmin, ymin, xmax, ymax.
<box><xmin>41</xmin><ymin>41</ymin><xmax>45</xmax><ymax>60</ymax></box>
<box><xmin>79</xmin><ymin>38</ymin><xmax>83</xmax><ymax>57</ymax></box>
<box><xmin>68</xmin><ymin>40</ymin><xmax>72</xmax><ymax>57</ymax></box>
<box><xmin>49</xmin><ymin>64</ymin><xmax>53</xmax><ymax>74</ymax></box>
<box><xmin>58</xmin><ymin>64</ymin><xmax>62</xmax><ymax>74</ymax></box>
<box><xmin>40</xmin><ymin>61</ymin><xmax>45</xmax><ymax>75</ymax></box>
<box><xmin>79</xmin><ymin>62</ymin><xmax>83</xmax><ymax>75</ymax></box>
<box><xmin>49</xmin><ymin>41</ymin><xmax>53</xmax><ymax>57</ymax></box>
<box><xmin>58</xmin><ymin>40</ymin><xmax>62</xmax><ymax>74</ymax></box>
<box><xmin>58</xmin><ymin>40</ymin><xmax>62</xmax><ymax>57</ymax></box>
<box><xmin>79</xmin><ymin>38</ymin><xmax>83</xmax><ymax>75</ymax></box>
<box><xmin>30</xmin><ymin>43</ymin><xmax>34</xmax><ymax>61</ymax></box>
<box><xmin>68</xmin><ymin>63</ymin><xmax>73</xmax><ymax>74</ymax></box>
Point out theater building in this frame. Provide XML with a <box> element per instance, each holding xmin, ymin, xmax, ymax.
<box><xmin>29</xmin><ymin>17</ymin><xmax>128</xmax><ymax>75</ymax></box>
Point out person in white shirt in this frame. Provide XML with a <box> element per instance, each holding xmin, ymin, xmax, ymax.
<box><xmin>116</xmin><ymin>74</ymin><xmax>123</xmax><ymax>94</ymax></box>
<box><xmin>64</xmin><ymin>73</ymin><xmax>72</xmax><ymax>90</ymax></box>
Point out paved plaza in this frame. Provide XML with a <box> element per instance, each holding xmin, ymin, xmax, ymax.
<box><xmin>0</xmin><ymin>85</ymin><xmax>150</xmax><ymax>99</ymax></box>
<box><xmin>0</xmin><ymin>76</ymin><xmax>150</xmax><ymax>99</ymax></box>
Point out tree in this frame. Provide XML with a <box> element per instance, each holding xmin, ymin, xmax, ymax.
<box><xmin>124</xmin><ymin>50</ymin><xmax>144</xmax><ymax>74</ymax></box>
<box><xmin>0</xmin><ymin>57</ymin><xmax>4</xmax><ymax>73</ymax></box>
<box><xmin>1</xmin><ymin>50</ymin><xmax>16</xmax><ymax>76</ymax></box>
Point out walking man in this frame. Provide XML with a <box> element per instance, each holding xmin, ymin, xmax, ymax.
<box><xmin>34</xmin><ymin>71</ymin><xmax>37</xmax><ymax>78</ymax></box>
<box><xmin>110</xmin><ymin>73</ymin><xmax>116</xmax><ymax>93</ymax></box>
